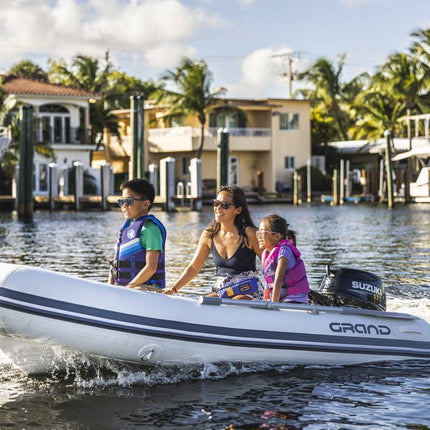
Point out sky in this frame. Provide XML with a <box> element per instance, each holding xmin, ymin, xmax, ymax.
<box><xmin>1</xmin><ymin>0</ymin><xmax>430</xmax><ymax>99</ymax></box>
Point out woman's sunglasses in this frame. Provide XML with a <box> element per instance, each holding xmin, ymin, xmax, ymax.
<box><xmin>212</xmin><ymin>199</ymin><xmax>235</xmax><ymax>209</ymax></box>
<box><xmin>117</xmin><ymin>197</ymin><xmax>146</xmax><ymax>207</ymax></box>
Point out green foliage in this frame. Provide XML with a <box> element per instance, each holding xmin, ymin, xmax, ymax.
<box><xmin>157</xmin><ymin>57</ymin><xmax>226</xmax><ymax>158</ymax></box>
<box><xmin>296</xmin><ymin>165</ymin><xmax>333</xmax><ymax>192</ymax></box>
<box><xmin>296</xmin><ymin>26</ymin><xmax>430</xmax><ymax>168</ymax></box>
<box><xmin>105</xmin><ymin>71</ymin><xmax>159</xmax><ymax>110</ymax></box>
<box><xmin>8</xmin><ymin>60</ymin><xmax>49</xmax><ymax>82</ymax></box>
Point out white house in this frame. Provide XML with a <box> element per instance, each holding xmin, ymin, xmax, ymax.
<box><xmin>2</xmin><ymin>75</ymin><xmax>100</xmax><ymax>195</ymax></box>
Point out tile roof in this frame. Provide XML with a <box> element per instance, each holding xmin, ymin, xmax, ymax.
<box><xmin>1</xmin><ymin>75</ymin><xmax>100</xmax><ymax>98</ymax></box>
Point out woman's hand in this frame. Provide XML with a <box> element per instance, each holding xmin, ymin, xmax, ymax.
<box><xmin>163</xmin><ymin>286</ymin><xmax>178</xmax><ymax>295</ymax></box>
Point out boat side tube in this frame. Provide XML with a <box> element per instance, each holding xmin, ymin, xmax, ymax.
<box><xmin>199</xmin><ymin>296</ymin><xmax>418</xmax><ymax>320</ymax></box>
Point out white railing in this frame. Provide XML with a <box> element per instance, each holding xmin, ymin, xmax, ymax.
<box><xmin>148</xmin><ymin>126</ymin><xmax>271</xmax><ymax>139</ymax></box>
<box><xmin>148</xmin><ymin>127</ymin><xmax>193</xmax><ymax>139</ymax></box>
<box><xmin>207</xmin><ymin>127</ymin><xmax>271</xmax><ymax>137</ymax></box>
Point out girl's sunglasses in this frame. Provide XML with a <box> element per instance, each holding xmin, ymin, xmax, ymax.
<box><xmin>212</xmin><ymin>199</ymin><xmax>235</xmax><ymax>209</ymax></box>
<box><xmin>117</xmin><ymin>197</ymin><xmax>145</xmax><ymax>207</ymax></box>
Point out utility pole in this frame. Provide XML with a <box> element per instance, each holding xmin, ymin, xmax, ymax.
<box><xmin>270</xmin><ymin>52</ymin><xmax>301</xmax><ymax>99</ymax></box>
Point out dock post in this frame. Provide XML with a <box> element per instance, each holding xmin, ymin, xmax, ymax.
<box><xmin>130</xmin><ymin>95</ymin><xmax>145</xmax><ymax>179</ymax></box>
<box><xmin>49</xmin><ymin>163</ymin><xmax>59</xmax><ymax>211</ymax></box>
<box><xmin>293</xmin><ymin>171</ymin><xmax>298</xmax><ymax>205</ymax></box>
<box><xmin>384</xmin><ymin>130</ymin><xmax>395</xmax><ymax>209</ymax></box>
<box><xmin>257</xmin><ymin>171</ymin><xmax>264</xmax><ymax>197</ymax></box>
<box><xmin>306</xmin><ymin>159</ymin><xmax>312</xmax><ymax>203</ymax></box>
<box><xmin>100</xmin><ymin>162</ymin><xmax>111</xmax><ymax>211</ymax></box>
<box><xmin>190</xmin><ymin>157</ymin><xmax>202</xmax><ymax>211</ymax></box>
<box><xmin>332</xmin><ymin>168</ymin><xmax>339</xmax><ymax>206</ymax></box>
<box><xmin>217</xmin><ymin>128</ymin><xmax>229</xmax><ymax>190</ymax></box>
<box><xmin>339</xmin><ymin>159</ymin><xmax>345</xmax><ymax>204</ymax></box>
<box><xmin>345</xmin><ymin>159</ymin><xmax>350</xmax><ymax>197</ymax></box>
<box><xmin>149</xmin><ymin>163</ymin><xmax>159</xmax><ymax>196</ymax></box>
<box><xmin>73</xmin><ymin>161</ymin><xmax>84</xmax><ymax>211</ymax></box>
<box><xmin>17</xmin><ymin>104</ymin><xmax>34</xmax><ymax>221</ymax></box>
<box><xmin>160</xmin><ymin>157</ymin><xmax>176</xmax><ymax>212</ymax></box>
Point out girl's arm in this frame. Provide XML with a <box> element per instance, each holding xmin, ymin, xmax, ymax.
<box><xmin>271</xmin><ymin>256</ymin><xmax>289</xmax><ymax>302</ymax></box>
<box><xmin>245</xmin><ymin>226</ymin><xmax>263</xmax><ymax>259</ymax></box>
<box><xmin>164</xmin><ymin>230</ymin><xmax>212</xmax><ymax>295</ymax></box>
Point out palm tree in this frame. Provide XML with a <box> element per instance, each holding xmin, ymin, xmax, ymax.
<box><xmin>298</xmin><ymin>55</ymin><xmax>354</xmax><ymax>141</ymax></box>
<box><xmin>374</xmin><ymin>52</ymin><xmax>425</xmax><ymax>147</ymax></box>
<box><xmin>350</xmin><ymin>88</ymin><xmax>406</xmax><ymax>140</ymax></box>
<box><xmin>7</xmin><ymin>60</ymin><xmax>49</xmax><ymax>82</ymax></box>
<box><xmin>159</xmin><ymin>57</ymin><xmax>226</xmax><ymax>159</ymax></box>
<box><xmin>105</xmin><ymin>71</ymin><xmax>159</xmax><ymax>110</ymax></box>
<box><xmin>48</xmin><ymin>52</ymin><xmax>115</xmax><ymax>147</ymax></box>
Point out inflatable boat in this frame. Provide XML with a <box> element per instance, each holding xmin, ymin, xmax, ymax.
<box><xmin>0</xmin><ymin>262</ymin><xmax>429</xmax><ymax>372</ymax></box>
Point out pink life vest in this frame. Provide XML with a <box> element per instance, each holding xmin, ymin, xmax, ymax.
<box><xmin>262</xmin><ymin>239</ymin><xmax>309</xmax><ymax>301</ymax></box>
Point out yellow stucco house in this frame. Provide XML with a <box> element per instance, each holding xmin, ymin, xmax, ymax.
<box><xmin>94</xmin><ymin>97</ymin><xmax>311</xmax><ymax>194</ymax></box>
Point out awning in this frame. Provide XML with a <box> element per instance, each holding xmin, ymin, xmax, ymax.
<box><xmin>392</xmin><ymin>147</ymin><xmax>430</xmax><ymax>161</ymax></box>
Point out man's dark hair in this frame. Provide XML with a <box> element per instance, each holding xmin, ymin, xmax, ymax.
<box><xmin>120</xmin><ymin>179</ymin><xmax>155</xmax><ymax>204</ymax></box>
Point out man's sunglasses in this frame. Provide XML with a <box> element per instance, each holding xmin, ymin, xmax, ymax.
<box><xmin>117</xmin><ymin>197</ymin><xmax>146</xmax><ymax>207</ymax></box>
<box><xmin>212</xmin><ymin>199</ymin><xmax>235</xmax><ymax>209</ymax></box>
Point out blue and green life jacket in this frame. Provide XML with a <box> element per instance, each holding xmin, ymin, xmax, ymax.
<box><xmin>111</xmin><ymin>215</ymin><xmax>166</xmax><ymax>288</ymax></box>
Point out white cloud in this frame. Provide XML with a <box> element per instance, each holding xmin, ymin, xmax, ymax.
<box><xmin>237</xmin><ymin>0</ymin><xmax>256</xmax><ymax>6</ymax></box>
<box><xmin>0</xmin><ymin>0</ymin><xmax>220</xmax><ymax>71</ymax></box>
<box><xmin>339</xmin><ymin>0</ymin><xmax>390</xmax><ymax>7</ymax></box>
<box><xmin>225</xmin><ymin>46</ymin><xmax>309</xmax><ymax>98</ymax></box>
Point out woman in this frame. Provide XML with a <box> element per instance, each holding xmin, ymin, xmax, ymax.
<box><xmin>164</xmin><ymin>185</ymin><xmax>263</xmax><ymax>300</ymax></box>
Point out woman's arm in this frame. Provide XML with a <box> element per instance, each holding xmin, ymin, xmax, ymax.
<box><xmin>271</xmin><ymin>256</ymin><xmax>289</xmax><ymax>302</ymax></box>
<box><xmin>164</xmin><ymin>230</ymin><xmax>212</xmax><ymax>295</ymax></box>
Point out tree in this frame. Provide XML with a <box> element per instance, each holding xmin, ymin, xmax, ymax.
<box><xmin>105</xmin><ymin>71</ymin><xmax>159</xmax><ymax>110</ymax></box>
<box><xmin>350</xmin><ymin>88</ymin><xmax>405</xmax><ymax>140</ymax></box>
<box><xmin>48</xmin><ymin>52</ymin><xmax>115</xmax><ymax>147</ymax></box>
<box><xmin>159</xmin><ymin>57</ymin><xmax>226</xmax><ymax>159</ymax></box>
<box><xmin>373</xmin><ymin>52</ymin><xmax>426</xmax><ymax>149</ymax></box>
<box><xmin>8</xmin><ymin>60</ymin><xmax>49</xmax><ymax>82</ymax></box>
<box><xmin>297</xmin><ymin>55</ymin><xmax>357</xmax><ymax>142</ymax></box>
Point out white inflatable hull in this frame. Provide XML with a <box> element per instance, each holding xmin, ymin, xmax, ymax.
<box><xmin>0</xmin><ymin>262</ymin><xmax>429</xmax><ymax>371</ymax></box>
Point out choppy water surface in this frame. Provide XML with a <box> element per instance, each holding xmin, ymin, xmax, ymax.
<box><xmin>0</xmin><ymin>203</ymin><xmax>429</xmax><ymax>429</ymax></box>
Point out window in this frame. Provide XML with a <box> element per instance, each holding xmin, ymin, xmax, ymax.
<box><xmin>279</xmin><ymin>113</ymin><xmax>299</xmax><ymax>130</ymax></box>
<box><xmin>33</xmin><ymin>163</ymin><xmax>49</xmax><ymax>194</ymax></box>
<box><xmin>38</xmin><ymin>104</ymin><xmax>71</xmax><ymax>143</ymax></box>
<box><xmin>284</xmin><ymin>156</ymin><xmax>295</xmax><ymax>170</ymax></box>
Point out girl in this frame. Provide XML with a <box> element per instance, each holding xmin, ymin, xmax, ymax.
<box><xmin>258</xmin><ymin>214</ymin><xmax>309</xmax><ymax>303</ymax></box>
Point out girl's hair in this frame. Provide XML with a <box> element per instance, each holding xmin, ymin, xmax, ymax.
<box><xmin>206</xmin><ymin>185</ymin><xmax>256</xmax><ymax>245</ymax></box>
<box><xmin>262</xmin><ymin>214</ymin><xmax>297</xmax><ymax>245</ymax></box>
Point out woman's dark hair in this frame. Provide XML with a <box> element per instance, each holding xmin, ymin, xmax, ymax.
<box><xmin>206</xmin><ymin>185</ymin><xmax>256</xmax><ymax>245</ymax></box>
<box><xmin>263</xmin><ymin>214</ymin><xmax>297</xmax><ymax>245</ymax></box>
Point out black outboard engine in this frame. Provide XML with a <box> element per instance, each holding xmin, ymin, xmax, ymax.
<box><xmin>312</xmin><ymin>266</ymin><xmax>386</xmax><ymax>311</ymax></box>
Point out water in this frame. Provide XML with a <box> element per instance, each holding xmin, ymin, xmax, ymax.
<box><xmin>0</xmin><ymin>203</ymin><xmax>429</xmax><ymax>429</ymax></box>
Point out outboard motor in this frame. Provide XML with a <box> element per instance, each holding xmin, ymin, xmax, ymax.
<box><xmin>312</xmin><ymin>266</ymin><xmax>386</xmax><ymax>311</ymax></box>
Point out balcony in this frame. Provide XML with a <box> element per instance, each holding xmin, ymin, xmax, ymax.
<box><xmin>36</xmin><ymin>126</ymin><xmax>90</xmax><ymax>145</ymax></box>
<box><xmin>148</xmin><ymin>126</ymin><xmax>271</xmax><ymax>153</ymax></box>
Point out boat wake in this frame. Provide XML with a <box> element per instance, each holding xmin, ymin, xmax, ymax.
<box><xmin>387</xmin><ymin>297</ymin><xmax>430</xmax><ymax>323</ymax></box>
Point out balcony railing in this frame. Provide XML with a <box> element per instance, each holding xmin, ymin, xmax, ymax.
<box><xmin>207</xmin><ymin>127</ymin><xmax>271</xmax><ymax>137</ymax></box>
<box><xmin>36</xmin><ymin>126</ymin><xmax>90</xmax><ymax>145</ymax></box>
<box><xmin>148</xmin><ymin>126</ymin><xmax>272</xmax><ymax>139</ymax></box>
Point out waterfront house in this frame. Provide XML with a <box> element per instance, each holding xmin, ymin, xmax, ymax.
<box><xmin>329</xmin><ymin>115</ymin><xmax>430</xmax><ymax>200</ymax></box>
<box><xmin>93</xmin><ymin>98</ymin><xmax>311</xmax><ymax>194</ymax></box>
<box><xmin>1</xmin><ymin>75</ymin><xmax>100</xmax><ymax>196</ymax></box>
